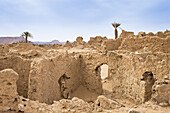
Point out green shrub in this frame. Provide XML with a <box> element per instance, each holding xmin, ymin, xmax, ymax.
<box><xmin>12</xmin><ymin>42</ymin><xmax>18</xmax><ymax>44</ymax></box>
<box><xmin>66</xmin><ymin>40</ymin><xmax>70</xmax><ymax>43</ymax></box>
<box><xmin>38</xmin><ymin>44</ymin><xmax>45</xmax><ymax>47</ymax></box>
<box><xmin>12</xmin><ymin>41</ymin><xmax>25</xmax><ymax>44</ymax></box>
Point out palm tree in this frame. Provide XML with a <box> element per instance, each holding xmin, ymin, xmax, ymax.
<box><xmin>112</xmin><ymin>23</ymin><xmax>121</xmax><ymax>39</ymax></box>
<box><xmin>21</xmin><ymin>32</ymin><xmax>33</xmax><ymax>43</ymax></box>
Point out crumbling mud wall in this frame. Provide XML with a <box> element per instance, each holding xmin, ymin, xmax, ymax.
<box><xmin>81</xmin><ymin>51</ymin><xmax>170</xmax><ymax>104</ymax></box>
<box><xmin>28</xmin><ymin>53</ymin><xmax>82</xmax><ymax>104</ymax></box>
<box><xmin>119</xmin><ymin>30</ymin><xmax>134</xmax><ymax>39</ymax></box>
<box><xmin>0</xmin><ymin>55</ymin><xmax>32</xmax><ymax>98</ymax></box>
<box><xmin>152</xmin><ymin>74</ymin><xmax>170</xmax><ymax>106</ymax></box>
<box><xmin>80</xmin><ymin>53</ymin><xmax>107</xmax><ymax>95</ymax></box>
<box><xmin>72</xmin><ymin>36</ymin><xmax>86</xmax><ymax>47</ymax></box>
<box><xmin>88</xmin><ymin>36</ymin><xmax>107</xmax><ymax>50</ymax></box>
<box><xmin>0</xmin><ymin>69</ymin><xmax>19</xmax><ymax>112</ymax></box>
<box><xmin>119</xmin><ymin>36</ymin><xmax>170</xmax><ymax>53</ymax></box>
<box><xmin>106</xmin><ymin>38</ymin><xmax>122</xmax><ymax>51</ymax></box>
<box><xmin>80</xmin><ymin>52</ymin><xmax>134</xmax><ymax>101</ymax></box>
<box><xmin>109</xmin><ymin>52</ymin><xmax>169</xmax><ymax>103</ymax></box>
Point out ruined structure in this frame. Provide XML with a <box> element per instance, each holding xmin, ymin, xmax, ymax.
<box><xmin>0</xmin><ymin>30</ymin><xmax>170</xmax><ymax>113</ymax></box>
<box><xmin>119</xmin><ymin>30</ymin><xmax>134</xmax><ymax>39</ymax></box>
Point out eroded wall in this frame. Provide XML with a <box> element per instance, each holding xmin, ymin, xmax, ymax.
<box><xmin>0</xmin><ymin>55</ymin><xmax>32</xmax><ymax>98</ymax></box>
<box><xmin>152</xmin><ymin>74</ymin><xmax>170</xmax><ymax>106</ymax></box>
<box><xmin>109</xmin><ymin>52</ymin><xmax>169</xmax><ymax>103</ymax></box>
<box><xmin>80</xmin><ymin>53</ymin><xmax>107</xmax><ymax>95</ymax></box>
<box><xmin>119</xmin><ymin>36</ymin><xmax>170</xmax><ymax>53</ymax></box>
<box><xmin>0</xmin><ymin>69</ymin><xmax>18</xmax><ymax>112</ymax></box>
<box><xmin>106</xmin><ymin>38</ymin><xmax>122</xmax><ymax>51</ymax></box>
<box><xmin>81</xmin><ymin>51</ymin><xmax>170</xmax><ymax>103</ymax></box>
<box><xmin>119</xmin><ymin>30</ymin><xmax>134</xmax><ymax>39</ymax></box>
<box><xmin>28</xmin><ymin>53</ymin><xmax>82</xmax><ymax>104</ymax></box>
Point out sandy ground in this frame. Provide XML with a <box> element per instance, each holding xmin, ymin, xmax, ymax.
<box><xmin>71</xmin><ymin>85</ymin><xmax>99</xmax><ymax>102</ymax></box>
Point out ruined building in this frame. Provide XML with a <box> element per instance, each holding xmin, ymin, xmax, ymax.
<box><xmin>0</xmin><ymin>30</ymin><xmax>170</xmax><ymax>113</ymax></box>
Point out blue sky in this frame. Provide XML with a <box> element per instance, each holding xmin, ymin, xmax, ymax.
<box><xmin>0</xmin><ymin>0</ymin><xmax>170</xmax><ymax>42</ymax></box>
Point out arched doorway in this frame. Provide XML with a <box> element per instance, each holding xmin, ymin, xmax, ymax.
<box><xmin>95</xmin><ymin>63</ymin><xmax>112</xmax><ymax>94</ymax></box>
<box><xmin>141</xmin><ymin>71</ymin><xmax>155</xmax><ymax>102</ymax></box>
<box><xmin>100</xmin><ymin>64</ymin><xmax>109</xmax><ymax>79</ymax></box>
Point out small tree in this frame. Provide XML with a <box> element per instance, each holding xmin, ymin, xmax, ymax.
<box><xmin>66</xmin><ymin>40</ymin><xmax>70</xmax><ymax>43</ymax></box>
<box><xmin>21</xmin><ymin>32</ymin><xmax>33</xmax><ymax>43</ymax></box>
<box><xmin>112</xmin><ymin>23</ymin><xmax>121</xmax><ymax>39</ymax></box>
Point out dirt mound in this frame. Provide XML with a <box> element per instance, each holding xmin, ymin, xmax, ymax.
<box><xmin>13</xmin><ymin>43</ymin><xmax>37</xmax><ymax>51</ymax></box>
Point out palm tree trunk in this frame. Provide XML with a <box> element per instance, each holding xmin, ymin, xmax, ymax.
<box><xmin>115</xmin><ymin>28</ymin><xmax>118</xmax><ymax>39</ymax></box>
<box><xmin>26</xmin><ymin>36</ymin><xmax>28</xmax><ymax>43</ymax></box>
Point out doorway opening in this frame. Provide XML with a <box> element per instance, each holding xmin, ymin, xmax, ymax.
<box><xmin>101</xmin><ymin>64</ymin><xmax>108</xmax><ymax>79</ymax></box>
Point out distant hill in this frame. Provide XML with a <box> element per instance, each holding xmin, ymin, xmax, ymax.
<box><xmin>32</xmin><ymin>40</ymin><xmax>62</xmax><ymax>45</ymax></box>
<box><xmin>0</xmin><ymin>37</ymin><xmax>64</xmax><ymax>45</ymax></box>
<box><xmin>0</xmin><ymin>36</ymin><xmax>25</xmax><ymax>45</ymax></box>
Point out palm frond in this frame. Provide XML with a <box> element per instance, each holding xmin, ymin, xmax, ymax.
<box><xmin>21</xmin><ymin>32</ymin><xmax>33</xmax><ymax>38</ymax></box>
<box><xmin>112</xmin><ymin>23</ymin><xmax>121</xmax><ymax>28</ymax></box>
